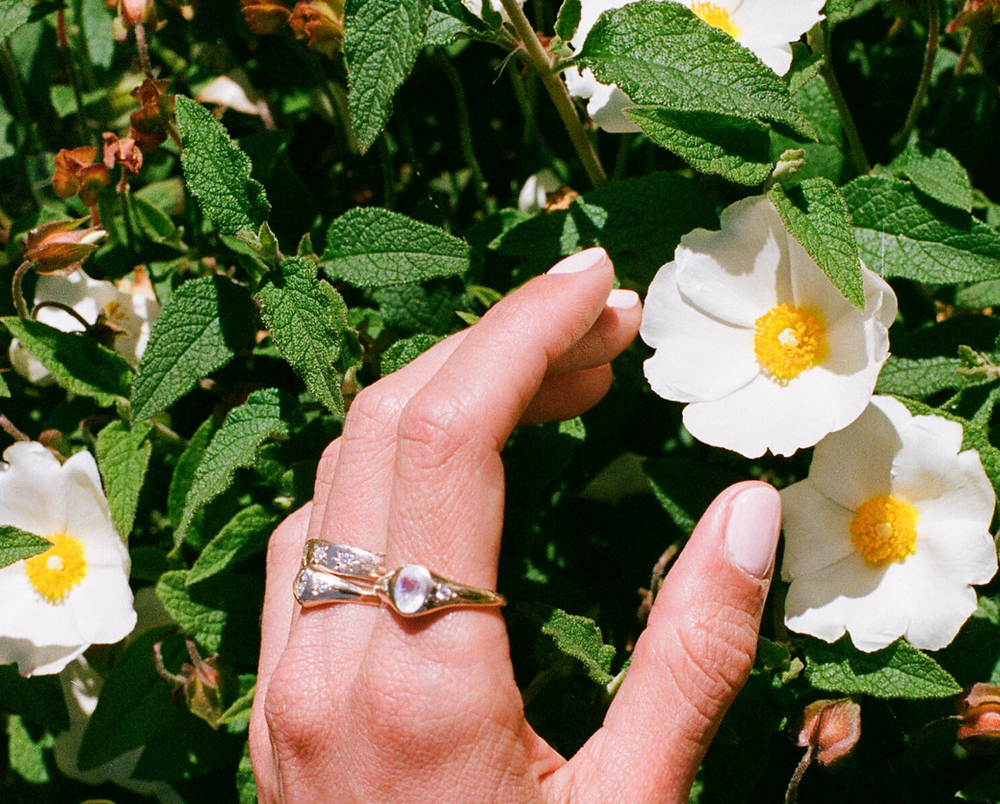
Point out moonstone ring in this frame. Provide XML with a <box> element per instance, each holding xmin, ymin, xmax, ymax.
<box><xmin>294</xmin><ymin>540</ymin><xmax>505</xmax><ymax>617</ymax></box>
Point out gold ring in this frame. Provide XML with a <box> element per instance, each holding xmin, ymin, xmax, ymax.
<box><xmin>373</xmin><ymin>564</ymin><xmax>505</xmax><ymax>617</ymax></box>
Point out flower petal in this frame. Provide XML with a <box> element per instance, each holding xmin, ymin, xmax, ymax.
<box><xmin>779</xmin><ymin>480</ymin><xmax>856</xmax><ymax>580</ymax></box>
<box><xmin>915</xmin><ymin>519</ymin><xmax>998</xmax><ymax>588</ymax></box>
<box><xmin>0</xmin><ymin>442</ymin><xmax>70</xmax><ymax>535</ymax></box>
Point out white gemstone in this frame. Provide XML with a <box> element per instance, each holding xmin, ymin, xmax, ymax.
<box><xmin>392</xmin><ymin>565</ymin><xmax>433</xmax><ymax>614</ymax></box>
<box><xmin>313</xmin><ymin>543</ymin><xmax>329</xmax><ymax>564</ymax></box>
<box><xmin>294</xmin><ymin>572</ymin><xmax>308</xmax><ymax>599</ymax></box>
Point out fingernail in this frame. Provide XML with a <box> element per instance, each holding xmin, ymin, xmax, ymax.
<box><xmin>606</xmin><ymin>288</ymin><xmax>639</xmax><ymax>310</ymax></box>
<box><xmin>724</xmin><ymin>485</ymin><xmax>781</xmax><ymax>579</ymax></box>
<box><xmin>547</xmin><ymin>247</ymin><xmax>609</xmax><ymax>275</ymax></box>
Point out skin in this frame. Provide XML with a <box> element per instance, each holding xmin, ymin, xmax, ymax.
<box><xmin>249</xmin><ymin>248</ymin><xmax>782</xmax><ymax>804</ymax></box>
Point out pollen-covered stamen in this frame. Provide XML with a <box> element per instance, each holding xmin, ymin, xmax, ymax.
<box><xmin>692</xmin><ymin>2</ymin><xmax>740</xmax><ymax>38</ymax></box>
<box><xmin>754</xmin><ymin>303</ymin><xmax>829</xmax><ymax>382</ymax></box>
<box><xmin>850</xmin><ymin>495</ymin><xmax>918</xmax><ymax>567</ymax></box>
<box><xmin>24</xmin><ymin>533</ymin><xmax>87</xmax><ymax>603</ymax></box>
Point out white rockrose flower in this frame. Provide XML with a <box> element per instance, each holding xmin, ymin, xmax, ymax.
<box><xmin>9</xmin><ymin>267</ymin><xmax>160</xmax><ymax>385</ymax></box>
<box><xmin>0</xmin><ymin>442</ymin><xmax>136</xmax><ymax>677</ymax></box>
<box><xmin>517</xmin><ymin>169</ymin><xmax>563</xmax><ymax>214</ymax></box>
<box><xmin>640</xmin><ymin>196</ymin><xmax>897</xmax><ymax>458</ymax></box>
<box><xmin>461</xmin><ymin>0</ymin><xmax>525</xmax><ymax>23</ymax></box>
<box><xmin>781</xmin><ymin>395</ymin><xmax>998</xmax><ymax>652</ymax></box>
<box><xmin>564</xmin><ymin>0</ymin><xmax>826</xmax><ymax>132</ymax></box>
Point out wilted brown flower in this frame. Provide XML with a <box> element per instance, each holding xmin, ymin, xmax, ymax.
<box><xmin>23</xmin><ymin>219</ymin><xmax>107</xmax><ymax>276</ymax></box>
<box><xmin>957</xmin><ymin>683</ymin><xmax>1000</xmax><ymax>754</ymax></box>
<box><xmin>289</xmin><ymin>0</ymin><xmax>344</xmax><ymax>57</ymax></box>
<box><xmin>947</xmin><ymin>0</ymin><xmax>1000</xmax><ymax>33</ymax></box>
<box><xmin>102</xmin><ymin>133</ymin><xmax>143</xmax><ymax>176</ymax></box>
<box><xmin>52</xmin><ymin>147</ymin><xmax>112</xmax><ymax>206</ymax></box>
<box><xmin>241</xmin><ymin>0</ymin><xmax>292</xmax><ymax>34</ymax></box>
<box><xmin>129</xmin><ymin>78</ymin><xmax>175</xmax><ymax>152</ymax></box>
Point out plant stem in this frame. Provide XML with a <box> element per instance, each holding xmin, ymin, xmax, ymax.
<box><xmin>434</xmin><ymin>48</ymin><xmax>493</xmax><ymax>215</ymax></box>
<box><xmin>498</xmin><ymin>0</ymin><xmax>608</xmax><ymax>188</ymax></box>
<box><xmin>11</xmin><ymin>260</ymin><xmax>32</xmax><ymax>319</ymax></box>
<box><xmin>810</xmin><ymin>23</ymin><xmax>871</xmax><ymax>175</ymax></box>
<box><xmin>134</xmin><ymin>22</ymin><xmax>154</xmax><ymax>77</ymax></box>
<box><xmin>955</xmin><ymin>30</ymin><xmax>976</xmax><ymax>76</ymax></box>
<box><xmin>893</xmin><ymin>0</ymin><xmax>940</xmax><ymax>148</ymax></box>
<box><xmin>57</xmin><ymin>8</ymin><xmax>93</xmax><ymax>145</ymax></box>
<box><xmin>0</xmin><ymin>414</ymin><xmax>30</xmax><ymax>443</ymax></box>
<box><xmin>32</xmin><ymin>301</ymin><xmax>91</xmax><ymax>330</ymax></box>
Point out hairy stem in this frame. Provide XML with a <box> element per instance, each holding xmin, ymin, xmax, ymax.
<box><xmin>893</xmin><ymin>0</ymin><xmax>940</xmax><ymax>148</ymax></box>
<box><xmin>0</xmin><ymin>414</ymin><xmax>30</xmax><ymax>443</ymax></box>
<box><xmin>498</xmin><ymin>0</ymin><xmax>608</xmax><ymax>188</ymax></box>
<box><xmin>12</xmin><ymin>260</ymin><xmax>32</xmax><ymax>319</ymax></box>
<box><xmin>810</xmin><ymin>24</ymin><xmax>871</xmax><ymax>175</ymax></box>
<box><xmin>134</xmin><ymin>22</ymin><xmax>154</xmax><ymax>77</ymax></box>
<box><xmin>32</xmin><ymin>301</ymin><xmax>92</xmax><ymax>330</ymax></box>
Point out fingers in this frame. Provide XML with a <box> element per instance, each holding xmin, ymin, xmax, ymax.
<box><xmin>561</xmin><ymin>482</ymin><xmax>781</xmax><ymax>804</ymax></box>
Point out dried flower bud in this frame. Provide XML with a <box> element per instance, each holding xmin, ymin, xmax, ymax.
<box><xmin>102</xmin><ymin>132</ymin><xmax>143</xmax><ymax>176</ymax></box>
<box><xmin>796</xmin><ymin>698</ymin><xmax>861</xmax><ymax>767</ymax></box>
<box><xmin>129</xmin><ymin>78</ymin><xmax>175</xmax><ymax>152</ymax></box>
<box><xmin>24</xmin><ymin>219</ymin><xmax>107</xmax><ymax>276</ymax></box>
<box><xmin>241</xmin><ymin>0</ymin><xmax>292</xmax><ymax>34</ymax></box>
<box><xmin>52</xmin><ymin>147</ymin><xmax>112</xmax><ymax>205</ymax></box>
<box><xmin>957</xmin><ymin>683</ymin><xmax>1000</xmax><ymax>754</ymax></box>
<box><xmin>154</xmin><ymin>638</ymin><xmax>229</xmax><ymax>729</ymax></box>
<box><xmin>120</xmin><ymin>0</ymin><xmax>154</xmax><ymax>26</ymax></box>
<box><xmin>289</xmin><ymin>0</ymin><xmax>344</xmax><ymax>57</ymax></box>
<box><xmin>946</xmin><ymin>0</ymin><xmax>1000</xmax><ymax>33</ymax></box>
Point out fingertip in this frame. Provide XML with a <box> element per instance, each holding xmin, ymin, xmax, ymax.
<box><xmin>546</xmin><ymin>247</ymin><xmax>610</xmax><ymax>275</ymax></box>
<box><xmin>721</xmin><ymin>482</ymin><xmax>782</xmax><ymax>580</ymax></box>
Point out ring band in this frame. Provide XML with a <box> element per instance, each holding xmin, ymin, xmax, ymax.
<box><xmin>294</xmin><ymin>540</ymin><xmax>505</xmax><ymax>617</ymax></box>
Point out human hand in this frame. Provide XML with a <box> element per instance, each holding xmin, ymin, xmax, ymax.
<box><xmin>249</xmin><ymin>247</ymin><xmax>782</xmax><ymax>804</ymax></box>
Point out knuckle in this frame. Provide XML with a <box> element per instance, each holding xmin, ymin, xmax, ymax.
<box><xmin>345</xmin><ymin>385</ymin><xmax>410</xmax><ymax>438</ymax></box>
<box><xmin>394</xmin><ymin>391</ymin><xmax>471</xmax><ymax>473</ymax></box>
<box><xmin>263</xmin><ymin>654</ymin><xmax>344</xmax><ymax>760</ymax></box>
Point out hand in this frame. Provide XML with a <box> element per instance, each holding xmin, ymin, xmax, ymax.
<box><xmin>249</xmin><ymin>248</ymin><xmax>782</xmax><ymax>804</ymax></box>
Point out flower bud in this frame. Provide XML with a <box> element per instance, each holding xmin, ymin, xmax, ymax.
<box><xmin>796</xmin><ymin>698</ymin><xmax>861</xmax><ymax>766</ymax></box>
<box><xmin>946</xmin><ymin>0</ymin><xmax>1000</xmax><ymax>33</ymax></box>
<box><xmin>120</xmin><ymin>0</ymin><xmax>154</xmax><ymax>26</ymax></box>
<box><xmin>289</xmin><ymin>0</ymin><xmax>344</xmax><ymax>57</ymax></box>
<box><xmin>241</xmin><ymin>0</ymin><xmax>292</xmax><ymax>34</ymax></box>
<box><xmin>957</xmin><ymin>683</ymin><xmax>1000</xmax><ymax>754</ymax></box>
<box><xmin>24</xmin><ymin>220</ymin><xmax>107</xmax><ymax>276</ymax></box>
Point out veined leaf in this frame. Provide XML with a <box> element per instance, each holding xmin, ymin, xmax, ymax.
<box><xmin>0</xmin><ymin>0</ymin><xmax>34</xmax><ymax>41</ymax></box>
<box><xmin>186</xmin><ymin>504</ymin><xmax>279</xmax><ymax>585</ymax></box>
<box><xmin>0</xmin><ymin>525</ymin><xmax>50</xmax><ymax>570</ymax></box>
<box><xmin>893</xmin><ymin>142</ymin><xmax>973</xmax><ymax>213</ymax></box>
<box><xmin>96</xmin><ymin>421</ymin><xmax>153</xmax><ymax>539</ymax></box>
<box><xmin>540</xmin><ymin>607</ymin><xmax>616</xmax><ymax>686</ymax></box>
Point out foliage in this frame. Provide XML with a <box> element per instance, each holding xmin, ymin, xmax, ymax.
<box><xmin>1</xmin><ymin>0</ymin><xmax>999</xmax><ymax>801</ymax></box>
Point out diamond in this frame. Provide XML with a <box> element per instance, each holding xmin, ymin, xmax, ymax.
<box><xmin>312</xmin><ymin>543</ymin><xmax>329</xmax><ymax>565</ymax></box>
<box><xmin>392</xmin><ymin>565</ymin><xmax>433</xmax><ymax>614</ymax></box>
<box><xmin>294</xmin><ymin>572</ymin><xmax>308</xmax><ymax>599</ymax></box>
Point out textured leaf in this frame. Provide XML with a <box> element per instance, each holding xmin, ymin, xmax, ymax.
<box><xmin>0</xmin><ymin>666</ymin><xmax>68</xmax><ymax>731</ymax></box>
<box><xmin>344</xmin><ymin>0</ymin><xmax>430</xmax><ymax>152</ymax></box>
<box><xmin>0</xmin><ymin>525</ymin><xmax>49</xmax><ymax>569</ymax></box>
<box><xmin>626</xmin><ymin>107</ymin><xmax>772</xmax><ymax>186</ymax></box>
<box><xmin>876</xmin><ymin>355</ymin><xmax>979</xmax><ymax>398</ymax></box>
<box><xmin>0</xmin><ymin>0</ymin><xmax>33</xmax><ymax>40</ymax></box>
<box><xmin>186</xmin><ymin>505</ymin><xmax>279</xmax><ymax>585</ymax></box>
<box><xmin>894</xmin><ymin>143</ymin><xmax>973</xmax><ymax>212</ymax></box>
<box><xmin>541</xmin><ymin>608</ymin><xmax>616</xmax><ymax>686</ymax></box>
<box><xmin>168</xmin><ymin>414</ymin><xmax>221</xmax><ymax>530</ymax></box>
<box><xmin>823</xmin><ymin>0</ymin><xmax>854</xmax><ymax>23</ymax></box>
<box><xmin>554</xmin><ymin>0</ymin><xmax>581</xmax><ymax>41</ymax></box>
<box><xmin>256</xmin><ymin>258</ymin><xmax>348</xmax><ymax>415</ymax></box>
<box><xmin>1</xmin><ymin>317</ymin><xmax>131</xmax><ymax>405</ymax></box>
<box><xmin>322</xmin><ymin>207</ymin><xmax>471</xmax><ymax>288</ymax></box>
<box><xmin>81</xmin><ymin>0</ymin><xmax>114</xmax><ymax>69</ymax></box>
<box><xmin>769</xmin><ymin>178</ymin><xmax>863</xmax><ymax>308</ymax></box>
<box><xmin>176</xmin><ymin>389</ymin><xmax>297</xmax><ymax>544</ymax></box>
<box><xmin>175</xmin><ymin>95</ymin><xmax>270</xmax><ymax>236</ymax></box>
<box><xmin>7</xmin><ymin>715</ymin><xmax>52</xmax><ymax>784</ymax></box>
<box><xmin>96</xmin><ymin>421</ymin><xmax>153</xmax><ymax>539</ymax></box>
<box><xmin>957</xmin><ymin>279</ymin><xmax>1000</xmax><ymax>309</ymax></box>
<box><xmin>493</xmin><ymin>172</ymin><xmax>717</xmax><ymax>284</ymax></box>
<box><xmin>131</xmin><ymin>276</ymin><xmax>258</xmax><ymax>421</ymax></box>
<box><xmin>576</xmin><ymin>1</ymin><xmax>812</xmax><ymax>138</ymax></box>
<box><xmin>219</xmin><ymin>682</ymin><xmax>256</xmax><ymax>727</ymax></box>
<box><xmin>237</xmin><ymin>740</ymin><xmax>258</xmax><ymax>804</ymax></box>
<box><xmin>803</xmin><ymin>637</ymin><xmax>961</xmax><ymax>699</ymax></box>
<box><xmin>844</xmin><ymin>175</ymin><xmax>1000</xmax><ymax>284</ymax></box>
<box><xmin>380</xmin><ymin>333</ymin><xmax>443</xmax><ymax>376</ymax></box>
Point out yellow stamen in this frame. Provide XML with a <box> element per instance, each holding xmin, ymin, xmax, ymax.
<box><xmin>850</xmin><ymin>496</ymin><xmax>918</xmax><ymax>567</ymax></box>
<box><xmin>24</xmin><ymin>533</ymin><xmax>87</xmax><ymax>603</ymax></box>
<box><xmin>692</xmin><ymin>2</ymin><xmax>740</xmax><ymax>38</ymax></box>
<box><xmin>753</xmin><ymin>304</ymin><xmax>828</xmax><ymax>382</ymax></box>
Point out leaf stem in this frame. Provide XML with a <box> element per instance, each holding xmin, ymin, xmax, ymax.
<box><xmin>33</xmin><ymin>301</ymin><xmax>91</xmax><ymax>330</ymax></box>
<box><xmin>497</xmin><ymin>0</ymin><xmax>608</xmax><ymax>188</ymax></box>
<box><xmin>893</xmin><ymin>0</ymin><xmax>940</xmax><ymax>148</ymax></box>
<box><xmin>134</xmin><ymin>22</ymin><xmax>154</xmax><ymax>77</ymax></box>
<box><xmin>810</xmin><ymin>23</ymin><xmax>871</xmax><ymax>176</ymax></box>
<box><xmin>12</xmin><ymin>260</ymin><xmax>33</xmax><ymax>319</ymax></box>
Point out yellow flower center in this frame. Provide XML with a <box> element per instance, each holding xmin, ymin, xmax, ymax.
<box><xmin>24</xmin><ymin>533</ymin><xmax>87</xmax><ymax>603</ymax></box>
<box><xmin>692</xmin><ymin>2</ymin><xmax>740</xmax><ymax>38</ymax></box>
<box><xmin>850</xmin><ymin>496</ymin><xmax>918</xmax><ymax>567</ymax></box>
<box><xmin>753</xmin><ymin>304</ymin><xmax>829</xmax><ymax>382</ymax></box>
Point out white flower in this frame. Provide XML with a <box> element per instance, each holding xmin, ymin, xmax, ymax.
<box><xmin>640</xmin><ymin>196</ymin><xmax>897</xmax><ymax>459</ymax></box>
<box><xmin>781</xmin><ymin>396</ymin><xmax>998</xmax><ymax>652</ymax></box>
<box><xmin>461</xmin><ymin>0</ymin><xmax>525</xmax><ymax>23</ymax></box>
<box><xmin>0</xmin><ymin>442</ymin><xmax>136</xmax><ymax>676</ymax></box>
<box><xmin>517</xmin><ymin>169</ymin><xmax>563</xmax><ymax>214</ymax></box>
<box><xmin>564</xmin><ymin>0</ymin><xmax>826</xmax><ymax>132</ymax></box>
<box><xmin>9</xmin><ymin>267</ymin><xmax>161</xmax><ymax>385</ymax></box>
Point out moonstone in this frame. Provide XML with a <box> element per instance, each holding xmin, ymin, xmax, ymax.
<box><xmin>392</xmin><ymin>565</ymin><xmax>432</xmax><ymax>614</ymax></box>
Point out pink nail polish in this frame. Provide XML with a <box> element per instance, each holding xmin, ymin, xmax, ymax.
<box><xmin>547</xmin><ymin>247</ymin><xmax>609</xmax><ymax>275</ymax></box>
<box><xmin>724</xmin><ymin>485</ymin><xmax>782</xmax><ymax>579</ymax></box>
<box><xmin>606</xmin><ymin>289</ymin><xmax>639</xmax><ymax>310</ymax></box>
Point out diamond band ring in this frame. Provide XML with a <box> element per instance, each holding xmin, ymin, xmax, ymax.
<box><xmin>293</xmin><ymin>540</ymin><xmax>505</xmax><ymax>617</ymax></box>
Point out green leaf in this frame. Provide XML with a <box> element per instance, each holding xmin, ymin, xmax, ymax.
<box><xmin>168</xmin><ymin>414</ymin><xmax>221</xmax><ymax>530</ymax></box>
<box><xmin>81</xmin><ymin>0</ymin><xmax>115</xmax><ymax>69</ymax></box>
<box><xmin>957</xmin><ymin>279</ymin><xmax>1000</xmax><ymax>309</ymax></box>
<box><xmin>876</xmin><ymin>355</ymin><xmax>979</xmax><ymax>398</ymax></box>
<box><xmin>344</xmin><ymin>0</ymin><xmax>430</xmax><ymax>152</ymax></box>
<box><xmin>0</xmin><ymin>665</ymin><xmax>68</xmax><ymax>731</ymax></box>
<box><xmin>1</xmin><ymin>317</ymin><xmax>132</xmax><ymax>405</ymax></box>
<box><xmin>131</xmin><ymin>193</ymin><xmax>184</xmax><ymax>249</ymax></box>
<box><xmin>960</xmin><ymin>759</ymin><xmax>1000</xmax><ymax>802</ymax></box>
<box><xmin>0</xmin><ymin>525</ymin><xmax>50</xmax><ymax>569</ymax></box>
<box><xmin>131</xmin><ymin>276</ymin><xmax>258</xmax><ymax>421</ymax></box>
<box><xmin>186</xmin><ymin>504</ymin><xmax>279</xmax><ymax>585</ymax></box>
<box><xmin>576</xmin><ymin>1</ymin><xmax>813</xmax><ymax>138</ymax></box>
<box><xmin>7</xmin><ymin>714</ymin><xmax>52</xmax><ymax>784</ymax></box>
<box><xmin>844</xmin><ymin>175</ymin><xmax>1000</xmax><ymax>284</ymax></box>
<box><xmin>323</xmin><ymin>207</ymin><xmax>471</xmax><ymax>288</ymax></box>
<box><xmin>769</xmin><ymin>178</ymin><xmax>863</xmax><ymax>308</ymax></box>
<box><xmin>176</xmin><ymin>389</ymin><xmax>297</xmax><ymax>545</ymax></box>
<box><xmin>803</xmin><ymin>637</ymin><xmax>961</xmax><ymax>699</ymax></box>
<box><xmin>893</xmin><ymin>142</ymin><xmax>973</xmax><ymax>213</ymax></box>
<box><xmin>823</xmin><ymin>0</ymin><xmax>854</xmax><ymax>23</ymax></box>
<box><xmin>256</xmin><ymin>258</ymin><xmax>348</xmax><ymax>415</ymax></box>
<box><xmin>175</xmin><ymin>95</ymin><xmax>270</xmax><ymax>236</ymax></box>
<box><xmin>554</xmin><ymin>0</ymin><xmax>581</xmax><ymax>41</ymax></box>
<box><xmin>219</xmin><ymin>683</ymin><xmax>256</xmax><ymax>726</ymax></box>
<box><xmin>0</xmin><ymin>0</ymin><xmax>33</xmax><ymax>40</ymax></box>
<box><xmin>540</xmin><ymin>608</ymin><xmax>616</xmax><ymax>686</ymax></box>
<box><xmin>237</xmin><ymin>739</ymin><xmax>258</xmax><ymax>804</ymax></box>
<box><xmin>155</xmin><ymin>570</ymin><xmax>263</xmax><ymax>662</ymax></box>
<box><xmin>380</xmin><ymin>333</ymin><xmax>443</xmax><ymax>376</ymax></box>
<box><xmin>626</xmin><ymin>107</ymin><xmax>772</xmax><ymax>186</ymax></box>
<box><xmin>96</xmin><ymin>421</ymin><xmax>153</xmax><ymax>539</ymax></box>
